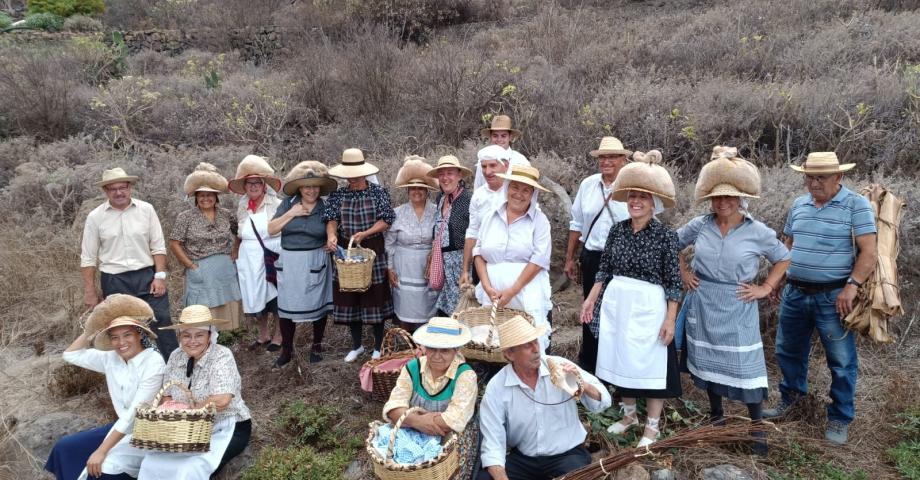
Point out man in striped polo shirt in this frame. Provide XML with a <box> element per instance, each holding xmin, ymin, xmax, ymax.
<box><xmin>765</xmin><ymin>152</ymin><xmax>877</xmax><ymax>445</ymax></box>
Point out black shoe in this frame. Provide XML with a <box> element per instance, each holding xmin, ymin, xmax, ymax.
<box><xmin>273</xmin><ymin>354</ymin><xmax>292</xmax><ymax>369</ymax></box>
<box><xmin>267</xmin><ymin>343</ymin><xmax>282</xmax><ymax>352</ymax></box>
<box><xmin>248</xmin><ymin>340</ymin><xmax>269</xmax><ymax>351</ymax></box>
<box><xmin>710</xmin><ymin>413</ymin><xmax>725</xmax><ymax>426</ymax></box>
<box><xmin>751</xmin><ymin>431</ymin><xmax>768</xmax><ymax>456</ymax></box>
<box><xmin>309</xmin><ymin>352</ymin><xmax>323</xmax><ymax>363</ymax></box>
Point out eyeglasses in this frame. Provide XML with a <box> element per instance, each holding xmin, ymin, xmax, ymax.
<box><xmin>804</xmin><ymin>174</ymin><xmax>835</xmax><ymax>184</ymax></box>
<box><xmin>245</xmin><ymin>180</ymin><xmax>264</xmax><ymax>186</ymax></box>
<box><xmin>106</xmin><ymin>185</ymin><xmax>131</xmax><ymax>193</ymax></box>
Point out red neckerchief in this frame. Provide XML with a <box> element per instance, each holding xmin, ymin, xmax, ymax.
<box><xmin>247</xmin><ymin>196</ymin><xmax>262</xmax><ymax>213</ymax></box>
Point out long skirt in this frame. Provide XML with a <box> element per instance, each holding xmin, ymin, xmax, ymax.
<box><xmin>277</xmin><ymin>247</ymin><xmax>333</xmax><ymax>322</ymax></box>
<box><xmin>391</xmin><ymin>244</ymin><xmax>438</xmax><ymax>323</ymax></box>
<box><xmin>434</xmin><ymin>250</ymin><xmax>465</xmax><ymax>316</ymax></box>
<box><xmin>137</xmin><ymin>417</ymin><xmax>238</xmax><ymax>480</ymax></box>
<box><xmin>183</xmin><ymin>253</ymin><xmax>242</xmax><ymax>328</ymax></box>
<box><xmin>45</xmin><ymin>423</ymin><xmax>145</xmax><ymax>480</ymax></box>
<box><xmin>332</xmin><ymin>234</ymin><xmax>393</xmax><ymax>325</ymax></box>
<box><xmin>475</xmin><ymin>262</ymin><xmax>552</xmax><ymax>351</ymax></box>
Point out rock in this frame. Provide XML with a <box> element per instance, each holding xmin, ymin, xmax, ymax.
<box><xmin>342</xmin><ymin>460</ymin><xmax>364</xmax><ymax>480</ymax></box>
<box><xmin>651</xmin><ymin>469</ymin><xmax>678</xmax><ymax>480</ymax></box>
<box><xmin>13</xmin><ymin>412</ymin><xmax>97</xmax><ymax>460</ymax></box>
<box><xmin>616</xmin><ymin>464</ymin><xmax>650</xmax><ymax>480</ymax></box>
<box><xmin>701</xmin><ymin>464</ymin><xmax>754</xmax><ymax>480</ymax></box>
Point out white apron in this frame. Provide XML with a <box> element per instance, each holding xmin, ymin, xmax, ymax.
<box><xmin>237</xmin><ymin>211</ymin><xmax>280</xmax><ymax>314</ymax></box>
<box><xmin>596</xmin><ymin>275</ymin><xmax>668</xmax><ymax>389</ymax></box>
<box><xmin>474</xmin><ymin>262</ymin><xmax>552</xmax><ymax>351</ymax></box>
<box><xmin>77</xmin><ymin>429</ymin><xmax>146</xmax><ymax>480</ymax></box>
<box><xmin>137</xmin><ymin>417</ymin><xmax>236</xmax><ymax>480</ymax></box>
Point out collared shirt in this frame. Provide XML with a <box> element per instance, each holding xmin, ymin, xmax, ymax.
<box><xmin>236</xmin><ymin>193</ymin><xmax>281</xmax><ymax>232</ymax></box>
<box><xmin>479</xmin><ymin>356</ymin><xmax>611</xmax><ymax>468</ymax></box>
<box><xmin>63</xmin><ymin>347</ymin><xmax>165</xmax><ymax>435</ymax></box>
<box><xmin>466</xmin><ymin>183</ymin><xmax>507</xmax><ymax>240</ymax></box>
<box><xmin>595</xmin><ymin>219</ymin><xmax>682</xmax><ymax>301</ymax></box>
<box><xmin>473</xmin><ymin>148</ymin><xmax>530</xmax><ymax>190</ymax></box>
<box><xmin>163</xmin><ymin>343</ymin><xmax>251</xmax><ymax>424</ymax></box>
<box><xmin>272</xmin><ymin>196</ymin><xmax>328</xmax><ymax>251</ymax></box>
<box><xmin>783</xmin><ymin>185</ymin><xmax>876</xmax><ymax>282</ymax></box>
<box><xmin>382</xmin><ymin>354</ymin><xmax>478</xmax><ymax>433</ymax></box>
<box><xmin>569</xmin><ymin>173</ymin><xmax>629</xmax><ymax>251</ymax></box>
<box><xmin>385</xmin><ymin>201</ymin><xmax>438</xmax><ymax>268</ymax></box>
<box><xmin>169</xmin><ymin>206</ymin><xmax>237</xmax><ymax>260</ymax></box>
<box><xmin>473</xmin><ymin>201</ymin><xmax>551</xmax><ymax>271</ymax></box>
<box><xmin>80</xmin><ymin>198</ymin><xmax>167</xmax><ymax>274</ymax></box>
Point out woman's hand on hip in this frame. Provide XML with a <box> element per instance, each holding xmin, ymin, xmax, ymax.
<box><xmin>658</xmin><ymin>317</ymin><xmax>675</xmax><ymax>345</ymax></box>
<box><xmin>737</xmin><ymin>282</ymin><xmax>771</xmax><ymax>303</ymax></box>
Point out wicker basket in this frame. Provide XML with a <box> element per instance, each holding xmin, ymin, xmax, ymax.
<box><xmin>131</xmin><ymin>381</ymin><xmax>216</xmax><ymax>453</ymax></box>
<box><xmin>454</xmin><ymin>303</ymin><xmax>534</xmax><ymax>363</ymax></box>
<box><xmin>364</xmin><ymin>328</ymin><xmax>421</xmax><ymax>403</ymax></box>
<box><xmin>366</xmin><ymin>407</ymin><xmax>460</xmax><ymax>480</ymax></box>
<box><xmin>336</xmin><ymin>237</ymin><xmax>376</xmax><ymax>292</ymax></box>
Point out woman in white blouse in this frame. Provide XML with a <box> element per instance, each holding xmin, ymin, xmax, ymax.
<box><xmin>473</xmin><ymin>165</ymin><xmax>553</xmax><ymax>351</ymax></box>
<box><xmin>45</xmin><ymin>294</ymin><xmax>165</xmax><ymax>480</ymax></box>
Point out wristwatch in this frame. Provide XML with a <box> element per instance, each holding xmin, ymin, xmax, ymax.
<box><xmin>846</xmin><ymin>277</ymin><xmax>862</xmax><ymax>287</ymax></box>
<box><xmin>154</xmin><ymin>271</ymin><xmax>168</xmax><ymax>280</ymax></box>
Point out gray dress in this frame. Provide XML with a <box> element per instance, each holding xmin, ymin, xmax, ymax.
<box><xmin>385</xmin><ymin>202</ymin><xmax>439</xmax><ymax>323</ymax></box>
<box><xmin>273</xmin><ymin>196</ymin><xmax>333</xmax><ymax>322</ymax></box>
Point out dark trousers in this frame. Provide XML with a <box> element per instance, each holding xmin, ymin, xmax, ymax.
<box><xmin>578</xmin><ymin>249</ymin><xmax>603</xmax><ymax>374</ymax></box>
<box><xmin>476</xmin><ymin>445</ymin><xmax>591</xmax><ymax>480</ymax></box>
<box><xmin>215</xmin><ymin>419</ymin><xmax>252</xmax><ymax>475</ymax></box>
<box><xmin>45</xmin><ymin>423</ymin><xmax>135</xmax><ymax>480</ymax></box>
<box><xmin>100</xmin><ymin>266</ymin><xmax>177</xmax><ymax>359</ymax></box>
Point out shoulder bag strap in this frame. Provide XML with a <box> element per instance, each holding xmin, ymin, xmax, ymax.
<box><xmin>249</xmin><ymin>217</ymin><xmax>270</xmax><ymax>251</ymax></box>
<box><xmin>584</xmin><ymin>182</ymin><xmax>615</xmax><ymax>241</ymax></box>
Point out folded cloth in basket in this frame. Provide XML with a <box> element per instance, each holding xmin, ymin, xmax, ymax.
<box><xmin>374</xmin><ymin>423</ymin><xmax>443</xmax><ymax>464</ymax></box>
<box><xmin>155</xmin><ymin>400</ymin><xmax>192</xmax><ymax>412</ymax></box>
<box><xmin>470</xmin><ymin>325</ymin><xmax>500</xmax><ymax>348</ymax></box>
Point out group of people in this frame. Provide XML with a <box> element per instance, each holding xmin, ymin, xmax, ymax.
<box><xmin>49</xmin><ymin>113</ymin><xmax>876</xmax><ymax>480</ymax></box>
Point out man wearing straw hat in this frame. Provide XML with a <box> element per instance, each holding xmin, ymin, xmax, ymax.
<box><xmin>81</xmin><ymin>167</ymin><xmax>178</xmax><ymax>357</ymax></box>
<box><xmin>478</xmin><ymin>316</ymin><xmax>610</xmax><ymax>480</ymax></box>
<box><xmin>473</xmin><ymin>115</ymin><xmax>531</xmax><ymax>190</ymax></box>
<box><xmin>765</xmin><ymin>152</ymin><xmax>877</xmax><ymax>445</ymax></box>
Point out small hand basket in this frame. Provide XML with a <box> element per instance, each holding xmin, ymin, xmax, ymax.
<box><xmin>131</xmin><ymin>380</ymin><xmax>216</xmax><ymax>453</ymax></box>
<box><xmin>364</xmin><ymin>328</ymin><xmax>422</xmax><ymax>403</ymax></box>
<box><xmin>336</xmin><ymin>237</ymin><xmax>376</xmax><ymax>292</ymax></box>
<box><xmin>454</xmin><ymin>303</ymin><xmax>534</xmax><ymax>363</ymax></box>
<box><xmin>366</xmin><ymin>407</ymin><xmax>460</xmax><ymax>480</ymax></box>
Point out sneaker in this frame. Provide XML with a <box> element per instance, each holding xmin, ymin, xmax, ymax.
<box><xmin>344</xmin><ymin>346</ymin><xmax>365</xmax><ymax>363</ymax></box>
<box><xmin>825</xmin><ymin>421</ymin><xmax>848</xmax><ymax>445</ymax></box>
<box><xmin>763</xmin><ymin>398</ymin><xmax>796</xmax><ymax>419</ymax></box>
<box><xmin>371</xmin><ymin>350</ymin><xmax>381</xmax><ymax>360</ymax></box>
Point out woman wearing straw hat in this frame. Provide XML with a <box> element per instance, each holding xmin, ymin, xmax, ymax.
<box><xmin>324</xmin><ymin>148</ymin><xmax>397</xmax><ymax>362</ymax></box>
<box><xmin>427</xmin><ymin>155</ymin><xmax>474</xmax><ymax>317</ymax></box>
<box><xmin>169</xmin><ymin>163</ymin><xmax>243</xmax><ymax>331</ymax></box>
<box><xmin>228</xmin><ymin>155</ymin><xmax>283</xmax><ymax>351</ymax></box>
<box><xmin>384</xmin><ymin>156</ymin><xmax>440</xmax><ymax>331</ymax></box>
<box><xmin>565</xmin><ymin>136</ymin><xmax>632</xmax><ymax>374</ymax></box>
<box><xmin>474</xmin><ymin>114</ymin><xmax>531</xmax><ymax>190</ymax></box>
<box><xmin>266</xmin><ymin>161</ymin><xmax>338</xmax><ymax>367</ymax></box>
<box><xmin>137</xmin><ymin>305</ymin><xmax>251</xmax><ymax>480</ymax></box>
<box><xmin>580</xmin><ymin>150</ymin><xmax>682</xmax><ymax>448</ymax></box>
<box><xmin>676</xmin><ymin>147</ymin><xmax>790</xmax><ymax>454</ymax></box>
<box><xmin>473</xmin><ymin>164</ymin><xmax>553</xmax><ymax>352</ymax></box>
<box><xmin>46</xmin><ymin>294</ymin><xmax>165</xmax><ymax>480</ymax></box>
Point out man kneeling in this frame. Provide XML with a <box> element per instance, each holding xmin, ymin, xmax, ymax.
<box><xmin>478</xmin><ymin>316</ymin><xmax>611</xmax><ymax>480</ymax></box>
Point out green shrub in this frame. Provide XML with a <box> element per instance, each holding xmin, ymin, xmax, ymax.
<box><xmin>276</xmin><ymin>401</ymin><xmax>357</xmax><ymax>451</ymax></box>
<box><xmin>889</xmin><ymin>441</ymin><xmax>920</xmax><ymax>479</ymax></box>
<box><xmin>62</xmin><ymin>14</ymin><xmax>103</xmax><ymax>32</ymax></box>
<box><xmin>0</xmin><ymin>12</ymin><xmax>12</xmax><ymax>30</ymax></box>
<box><xmin>241</xmin><ymin>445</ymin><xmax>352</xmax><ymax>480</ymax></box>
<box><xmin>22</xmin><ymin>12</ymin><xmax>64</xmax><ymax>31</ymax></box>
<box><xmin>28</xmin><ymin>0</ymin><xmax>105</xmax><ymax>18</ymax></box>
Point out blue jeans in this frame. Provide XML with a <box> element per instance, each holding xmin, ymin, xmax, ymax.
<box><xmin>775</xmin><ymin>285</ymin><xmax>858</xmax><ymax>424</ymax></box>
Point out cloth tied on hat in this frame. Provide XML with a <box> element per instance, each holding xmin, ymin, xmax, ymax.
<box><xmin>228</xmin><ymin>155</ymin><xmax>282</xmax><ymax>194</ymax></box>
<box><xmin>612</xmin><ymin>149</ymin><xmax>676</xmax><ymax>209</ymax></box>
<box><xmin>694</xmin><ymin>146</ymin><xmax>761</xmax><ymax>203</ymax></box>
<box><xmin>394</xmin><ymin>156</ymin><xmax>438</xmax><ymax>191</ymax></box>
<box><xmin>183</xmin><ymin>162</ymin><xmax>228</xmax><ymax>196</ymax></box>
<box><xmin>790</xmin><ymin>151</ymin><xmax>855</xmax><ymax>174</ymax></box>
<box><xmin>479</xmin><ymin>114</ymin><xmax>521</xmax><ymax>140</ymax></box>
<box><xmin>282</xmin><ymin>160</ymin><xmax>338</xmax><ymax>196</ymax></box>
<box><xmin>95</xmin><ymin>168</ymin><xmax>139</xmax><ymax>188</ymax></box>
<box><xmin>497</xmin><ymin>315</ymin><xmax>547</xmax><ymax>351</ymax></box>
<box><xmin>412</xmin><ymin>317</ymin><xmax>472</xmax><ymax>349</ymax></box>
<box><xmin>328</xmin><ymin>148</ymin><xmax>380</xmax><ymax>179</ymax></box>
<box><xmin>477</xmin><ymin>145</ymin><xmax>511</xmax><ymax>165</ymax></box>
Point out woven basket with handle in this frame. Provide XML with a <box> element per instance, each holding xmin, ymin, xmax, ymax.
<box><xmin>131</xmin><ymin>380</ymin><xmax>216</xmax><ymax>452</ymax></box>
<box><xmin>366</xmin><ymin>407</ymin><xmax>460</xmax><ymax>480</ymax></box>
<box><xmin>364</xmin><ymin>328</ymin><xmax>422</xmax><ymax>403</ymax></box>
<box><xmin>454</xmin><ymin>302</ymin><xmax>533</xmax><ymax>363</ymax></box>
<box><xmin>336</xmin><ymin>237</ymin><xmax>376</xmax><ymax>292</ymax></box>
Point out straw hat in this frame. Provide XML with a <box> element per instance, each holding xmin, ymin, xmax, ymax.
<box><xmin>427</xmin><ymin>155</ymin><xmax>473</xmax><ymax>178</ymax></box>
<box><xmin>95</xmin><ymin>168</ymin><xmax>139</xmax><ymax>188</ymax></box>
<box><xmin>83</xmin><ymin>294</ymin><xmax>154</xmax><ymax>337</ymax></box>
<box><xmin>612</xmin><ymin>150</ymin><xmax>676</xmax><ymax>208</ymax></box>
<box><xmin>589</xmin><ymin>136</ymin><xmax>633</xmax><ymax>157</ymax></box>
<box><xmin>480</xmin><ymin>115</ymin><xmax>521</xmax><ymax>140</ymax></box>
<box><xmin>159</xmin><ymin>304</ymin><xmax>230</xmax><ymax>330</ymax></box>
<box><xmin>183</xmin><ymin>162</ymin><xmax>228</xmax><ymax>196</ymax></box>
<box><xmin>790</xmin><ymin>151</ymin><xmax>855</xmax><ymax>174</ymax></box>
<box><xmin>496</xmin><ymin>164</ymin><xmax>549</xmax><ymax>192</ymax></box>
<box><xmin>498</xmin><ymin>315</ymin><xmax>548</xmax><ymax>351</ymax></box>
<box><xmin>694</xmin><ymin>146</ymin><xmax>761</xmax><ymax>202</ymax></box>
<box><xmin>94</xmin><ymin>316</ymin><xmax>158</xmax><ymax>351</ymax></box>
<box><xmin>394</xmin><ymin>156</ymin><xmax>438</xmax><ymax>191</ymax></box>
<box><xmin>328</xmin><ymin>148</ymin><xmax>380</xmax><ymax>179</ymax></box>
<box><xmin>228</xmin><ymin>155</ymin><xmax>282</xmax><ymax>194</ymax></box>
<box><xmin>282</xmin><ymin>161</ymin><xmax>338</xmax><ymax>196</ymax></box>
<box><xmin>412</xmin><ymin>317</ymin><xmax>472</xmax><ymax>349</ymax></box>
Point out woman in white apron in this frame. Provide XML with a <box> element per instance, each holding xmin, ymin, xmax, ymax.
<box><xmin>138</xmin><ymin>306</ymin><xmax>252</xmax><ymax>480</ymax></box>
<box><xmin>229</xmin><ymin>155</ymin><xmax>283</xmax><ymax>351</ymax></box>
<box><xmin>474</xmin><ymin>165</ymin><xmax>552</xmax><ymax>352</ymax></box>
<box><xmin>580</xmin><ymin>150</ymin><xmax>682</xmax><ymax>448</ymax></box>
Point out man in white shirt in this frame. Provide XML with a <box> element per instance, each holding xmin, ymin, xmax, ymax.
<box><xmin>460</xmin><ymin>145</ymin><xmax>511</xmax><ymax>288</ymax></box>
<box><xmin>473</xmin><ymin>115</ymin><xmax>531</xmax><ymax>189</ymax></box>
<box><xmin>478</xmin><ymin>316</ymin><xmax>611</xmax><ymax>480</ymax></box>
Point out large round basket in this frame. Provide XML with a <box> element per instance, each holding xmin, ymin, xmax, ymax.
<box><xmin>364</xmin><ymin>328</ymin><xmax>421</xmax><ymax>403</ymax></box>
<box><xmin>131</xmin><ymin>381</ymin><xmax>216</xmax><ymax>453</ymax></box>
<box><xmin>366</xmin><ymin>407</ymin><xmax>460</xmax><ymax>480</ymax></box>
<box><xmin>454</xmin><ymin>303</ymin><xmax>533</xmax><ymax>364</ymax></box>
<box><xmin>336</xmin><ymin>237</ymin><xmax>376</xmax><ymax>292</ymax></box>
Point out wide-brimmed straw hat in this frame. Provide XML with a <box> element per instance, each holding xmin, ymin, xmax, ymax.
<box><xmin>159</xmin><ymin>304</ymin><xmax>230</xmax><ymax>330</ymax></box>
<box><xmin>228</xmin><ymin>155</ymin><xmax>282</xmax><ymax>194</ymax></box>
<box><xmin>328</xmin><ymin>148</ymin><xmax>380</xmax><ymax>179</ymax></box>
<box><xmin>427</xmin><ymin>155</ymin><xmax>472</xmax><ymax>178</ymax></box>
<box><xmin>394</xmin><ymin>156</ymin><xmax>438</xmax><ymax>191</ymax></box>
<box><xmin>589</xmin><ymin>136</ymin><xmax>633</xmax><ymax>157</ymax></box>
<box><xmin>412</xmin><ymin>317</ymin><xmax>472</xmax><ymax>349</ymax></box>
<box><xmin>480</xmin><ymin>115</ymin><xmax>521</xmax><ymax>140</ymax></box>
<box><xmin>790</xmin><ymin>151</ymin><xmax>855</xmax><ymax>174</ymax></box>
<box><xmin>498</xmin><ymin>315</ymin><xmax>548</xmax><ymax>351</ymax></box>
<box><xmin>183</xmin><ymin>162</ymin><xmax>228</xmax><ymax>196</ymax></box>
<box><xmin>82</xmin><ymin>294</ymin><xmax>156</xmax><ymax>351</ymax></box>
<box><xmin>95</xmin><ymin>168</ymin><xmax>139</xmax><ymax>188</ymax></box>
<box><xmin>282</xmin><ymin>161</ymin><xmax>338</xmax><ymax>196</ymax></box>
<box><xmin>694</xmin><ymin>146</ymin><xmax>761</xmax><ymax>202</ymax></box>
<box><xmin>94</xmin><ymin>316</ymin><xmax>158</xmax><ymax>351</ymax></box>
<box><xmin>612</xmin><ymin>150</ymin><xmax>676</xmax><ymax>208</ymax></box>
<box><xmin>496</xmin><ymin>164</ymin><xmax>549</xmax><ymax>192</ymax></box>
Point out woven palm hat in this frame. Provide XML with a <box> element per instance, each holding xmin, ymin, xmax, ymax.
<box><xmin>394</xmin><ymin>156</ymin><xmax>438</xmax><ymax>191</ymax></box>
<box><xmin>95</xmin><ymin>167</ymin><xmax>139</xmax><ymax>188</ymax></box>
<box><xmin>82</xmin><ymin>294</ymin><xmax>156</xmax><ymax>349</ymax></box>
<box><xmin>790</xmin><ymin>151</ymin><xmax>855</xmax><ymax>174</ymax></box>
<box><xmin>159</xmin><ymin>304</ymin><xmax>230</xmax><ymax>330</ymax></box>
<box><xmin>427</xmin><ymin>155</ymin><xmax>473</xmax><ymax>178</ymax></box>
<box><xmin>412</xmin><ymin>317</ymin><xmax>472</xmax><ymax>349</ymax></box>
<box><xmin>228</xmin><ymin>155</ymin><xmax>282</xmax><ymax>194</ymax></box>
<box><xmin>94</xmin><ymin>316</ymin><xmax>158</xmax><ymax>351</ymax></box>
<box><xmin>495</xmin><ymin>164</ymin><xmax>549</xmax><ymax>192</ymax></box>
<box><xmin>694</xmin><ymin>146</ymin><xmax>761</xmax><ymax>202</ymax></box>
<box><xmin>328</xmin><ymin>148</ymin><xmax>380</xmax><ymax>179</ymax></box>
<box><xmin>282</xmin><ymin>161</ymin><xmax>338</xmax><ymax>196</ymax></box>
<box><xmin>612</xmin><ymin>150</ymin><xmax>676</xmax><ymax>208</ymax></box>
<box><xmin>480</xmin><ymin>115</ymin><xmax>522</xmax><ymax>140</ymax></box>
<box><xmin>589</xmin><ymin>136</ymin><xmax>633</xmax><ymax>157</ymax></box>
<box><xmin>183</xmin><ymin>162</ymin><xmax>228</xmax><ymax>196</ymax></box>
<box><xmin>498</xmin><ymin>315</ymin><xmax>548</xmax><ymax>351</ymax></box>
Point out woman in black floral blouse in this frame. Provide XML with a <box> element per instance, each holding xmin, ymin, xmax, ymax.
<box><xmin>580</xmin><ymin>150</ymin><xmax>681</xmax><ymax>448</ymax></box>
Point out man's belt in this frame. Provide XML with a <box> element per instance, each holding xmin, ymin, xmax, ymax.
<box><xmin>787</xmin><ymin>277</ymin><xmax>848</xmax><ymax>295</ymax></box>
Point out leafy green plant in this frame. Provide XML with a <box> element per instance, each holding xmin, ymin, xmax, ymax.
<box><xmin>22</xmin><ymin>12</ymin><xmax>64</xmax><ymax>31</ymax></box>
<box><xmin>770</xmin><ymin>441</ymin><xmax>869</xmax><ymax>480</ymax></box>
<box><xmin>888</xmin><ymin>440</ymin><xmax>920</xmax><ymax>479</ymax></box>
<box><xmin>62</xmin><ymin>14</ymin><xmax>102</xmax><ymax>32</ymax></box>
<box><xmin>276</xmin><ymin>401</ymin><xmax>358</xmax><ymax>451</ymax></box>
<box><xmin>28</xmin><ymin>0</ymin><xmax>105</xmax><ymax>18</ymax></box>
<box><xmin>0</xmin><ymin>11</ymin><xmax>12</xmax><ymax>30</ymax></box>
<box><xmin>241</xmin><ymin>445</ymin><xmax>353</xmax><ymax>480</ymax></box>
